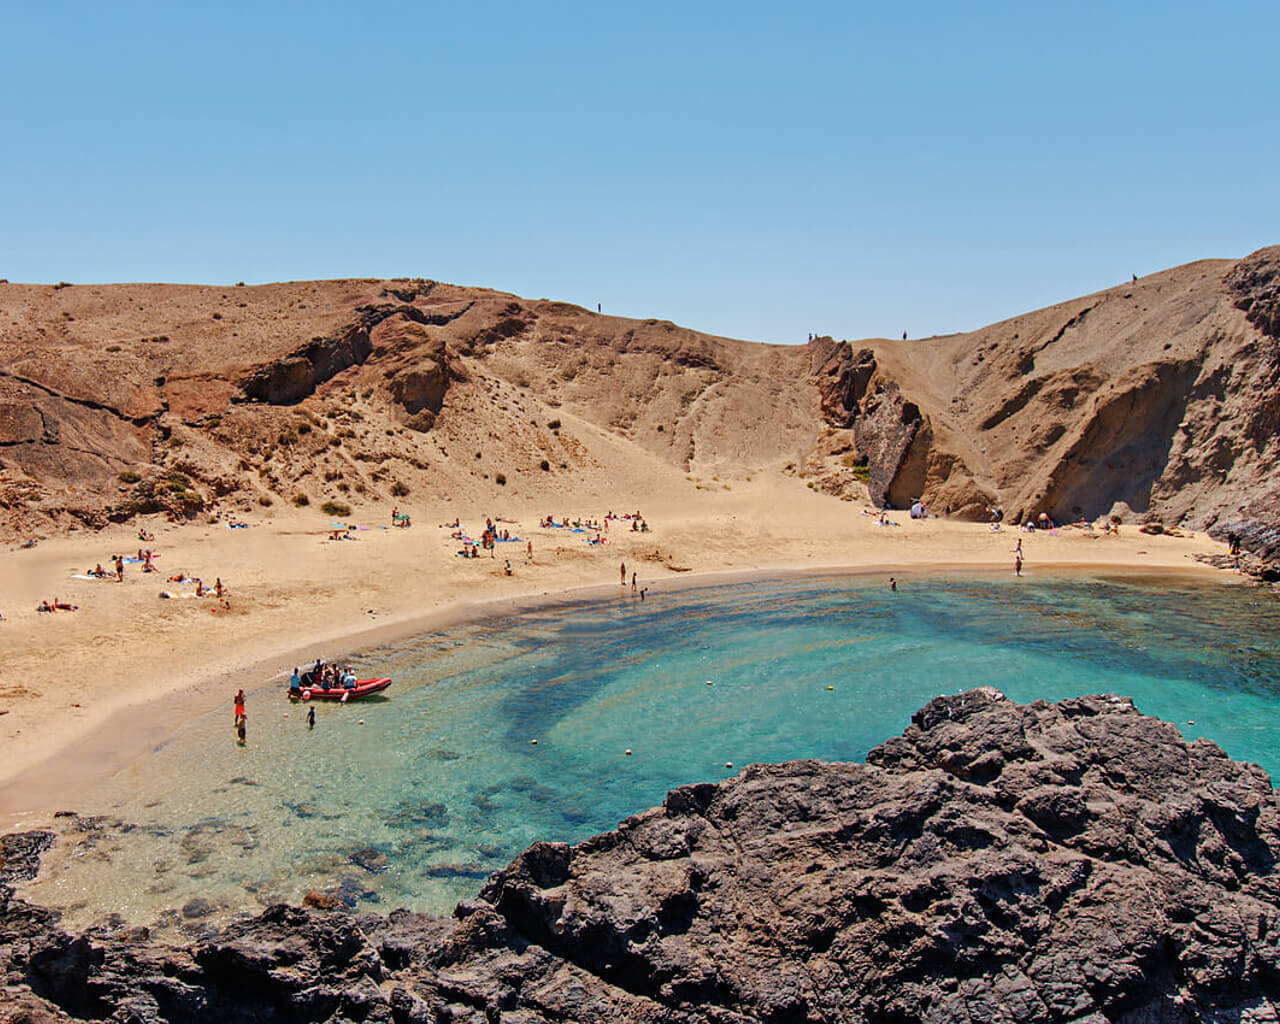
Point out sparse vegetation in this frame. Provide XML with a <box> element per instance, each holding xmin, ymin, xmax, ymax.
<box><xmin>547</xmin><ymin>419</ymin><xmax>561</xmax><ymax>430</ymax></box>
<box><xmin>390</xmin><ymin>481</ymin><xmax>410</xmax><ymax>497</ymax></box>
<box><xmin>297</xmin><ymin>422</ymin><xmax>311</xmax><ymax>435</ymax></box>
<box><xmin>540</xmin><ymin>460</ymin><xmax>550</xmax><ymax>471</ymax></box>
<box><xmin>258</xmin><ymin>495</ymin><xmax>273</xmax><ymax>507</ymax></box>
<box><xmin>106</xmin><ymin>345</ymin><xmax>122</xmax><ymax>353</ymax></box>
<box><xmin>495</xmin><ymin>473</ymin><xmax>507</xmax><ymax>486</ymax></box>
<box><xmin>278</xmin><ymin>431</ymin><xmax>298</xmax><ymax>446</ymax></box>
<box><xmin>293</xmin><ymin>493</ymin><xmax>310</xmax><ymax>507</ymax></box>
<box><xmin>118</xmin><ymin>470</ymin><xmax>141</xmax><ymax>484</ymax></box>
<box><xmin>321</xmin><ymin>500</ymin><xmax>351</xmax><ymax>518</ymax></box>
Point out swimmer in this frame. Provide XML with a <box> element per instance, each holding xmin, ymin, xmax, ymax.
<box><xmin>889</xmin><ymin>577</ymin><xmax>897</xmax><ymax>591</ymax></box>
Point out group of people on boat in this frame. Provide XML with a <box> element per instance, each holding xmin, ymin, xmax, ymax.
<box><xmin>290</xmin><ymin>659</ymin><xmax>358</xmax><ymax>694</ymax></box>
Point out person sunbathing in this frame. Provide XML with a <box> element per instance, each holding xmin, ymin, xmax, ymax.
<box><xmin>195</xmin><ymin>580</ymin><xmax>205</xmax><ymax>597</ymax></box>
<box><xmin>37</xmin><ymin>600</ymin><xmax>53</xmax><ymax>613</ymax></box>
<box><xmin>90</xmin><ymin>563</ymin><xmax>107</xmax><ymax>577</ymax></box>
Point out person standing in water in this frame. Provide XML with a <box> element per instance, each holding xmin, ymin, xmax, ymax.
<box><xmin>307</xmin><ymin>706</ymin><xmax>316</xmax><ymax>729</ymax></box>
<box><xmin>620</xmin><ymin>560</ymin><xmax>626</xmax><ymax>586</ymax></box>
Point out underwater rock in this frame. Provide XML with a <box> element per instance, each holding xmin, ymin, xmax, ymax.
<box><xmin>3</xmin><ymin>690</ymin><xmax>1279</xmax><ymax>1022</ymax></box>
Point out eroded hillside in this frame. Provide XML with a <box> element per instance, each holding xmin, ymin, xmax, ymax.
<box><xmin>1</xmin><ymin>247</ymin><xmax>1277</xmax><ymax>553</ymax></box>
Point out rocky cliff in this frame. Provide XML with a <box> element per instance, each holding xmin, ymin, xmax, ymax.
<box><xmin>3</xmin><ymin>689</ymin><xmax>1278</xmax><ymax>1022</ymax></box>
<box><xmin>2</xmin><ymin>248</ymin><xmax>1279</xmax><ymax>556</ymax></box>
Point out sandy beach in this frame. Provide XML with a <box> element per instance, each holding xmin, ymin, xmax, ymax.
<box><xmin>0</xmin><ymin>468</ymin><xmax>1231</xmax><ymax>827</ymax></box>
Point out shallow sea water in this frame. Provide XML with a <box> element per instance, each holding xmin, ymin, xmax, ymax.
<box><xmin>21</xmin><ymin>572</ymin><xmax>1280</xmax><ymax>930</ymax></box>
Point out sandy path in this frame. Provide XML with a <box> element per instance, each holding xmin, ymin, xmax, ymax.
<box><xmin>0</xmin><ymin>474</ymin><xmax>1231</xmax><ymax>822</ymax></box>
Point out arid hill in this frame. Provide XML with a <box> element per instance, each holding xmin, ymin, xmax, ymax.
<box><xmin>1</xmin><ymin>247</ymin><xmax>1277</xmax><ymax>550</ymax></box>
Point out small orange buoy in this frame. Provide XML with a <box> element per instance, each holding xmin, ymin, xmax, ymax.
<box><xmin>827</xmin><ymin>686</ymin><xmax>834</xmax><ymax>691</ymax></box>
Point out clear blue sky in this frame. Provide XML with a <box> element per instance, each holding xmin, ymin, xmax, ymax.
<box><xmin>3</xmin><ymin>2</ymin><xmax>1277</xmax><ymax>344</ymax></box>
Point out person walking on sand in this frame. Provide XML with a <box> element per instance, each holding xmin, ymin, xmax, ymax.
<box><xmin>233</xmin><ymin>688</ymin><xmax>246</xmax><ymax>725</ymax></box>
<box><xmin>114</xmin><ymin>555</ymin><xmax>124</xmax><ymax>582</ymax></box>
<box><xmin>620</xmin><ymin>560</ymin><xmax>626</xmax><ymax>586</ymax></box>
<box><xmin>307</xmin><ymin>706</ymin><xmax>315</xmax><ymax>729</ymax></box>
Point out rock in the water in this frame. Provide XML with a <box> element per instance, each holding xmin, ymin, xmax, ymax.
<box><xmin>3</xmin><ymin>690</ymin><xmax>1279</xmax><ymax>1022</ymax></box>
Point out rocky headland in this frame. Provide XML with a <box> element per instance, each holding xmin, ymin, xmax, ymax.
<box><xmin>2</xmin><ymin>247</ymin><xmax>1279</xmax><ymax>567</ymax></box>
<box><xmin>3</xmin><ymin>689</ymin><xmax>1277</xmax><ymax>1022</ymax></box>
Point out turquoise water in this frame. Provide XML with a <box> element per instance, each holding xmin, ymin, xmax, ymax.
<box><xmin>22</xmin><ymin>572</ymin><xmax>1280</xmax><ymax>928</ymax></box>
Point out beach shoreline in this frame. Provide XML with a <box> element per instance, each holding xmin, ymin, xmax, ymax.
<box><xmin>0</xmin><ymin>480</ymin><xmax>1237</xmax><ymax>830</ymax></box>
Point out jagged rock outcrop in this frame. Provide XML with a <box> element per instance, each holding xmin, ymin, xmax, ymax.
<box><xmin>1227</xmin><ymin>247</ymin><xmax>1280</xmax><ymax>341</ymax></box>
<box><xmin>4</xmin><ymin>690</ymin><xmax>1278</xmax><ymax>1022</ymax></box>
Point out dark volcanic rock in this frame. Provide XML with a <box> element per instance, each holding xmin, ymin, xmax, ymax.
<box><xmin>3</xmin><ymin>690</ymin><xmax>1279</xmax><ymax>1022</ymax></box>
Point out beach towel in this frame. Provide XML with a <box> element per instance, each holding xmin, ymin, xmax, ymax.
<box><xmin>70</xmin><ymin>573</ymin><xmax>99</xmax><ymax>580</ymax></box>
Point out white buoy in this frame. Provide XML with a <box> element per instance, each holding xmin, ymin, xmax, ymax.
<box><xmin>706</xmin><ymin>680</ymin><xmax>713</xmax><ymax>685</ymax></box>
<box><xmin>358</xmin><ymin>720</ymin><xmax>365</xmax><ymax>725</ymax></box>
<box><xmin>625</xmin><ymin>749</ymin><xmax>632</xmax><ymax>756</ymax></box>
<box><xmin>531</xmin><ymin>739</ymin><xmax>538</xmax><ymax>745</ymax></box>
<box><xmin>725</xmin><ymin>762</ymin><xmax>733</xmax><ymax>769</ymax></box>
<box><xmin>302</xmin><ymin>690</ymin><xmax>311</xmax><ymax>701</ymax></box>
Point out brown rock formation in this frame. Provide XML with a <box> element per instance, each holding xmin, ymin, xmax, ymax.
<box><xmin>2</xmin><ymin>247</ymin><xmax>1279</xmax><ymax>554</ymax></box>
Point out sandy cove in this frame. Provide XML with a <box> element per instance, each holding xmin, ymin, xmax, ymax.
<box><xmin>0</xmin><ymin>473</ymin><xmax>1231</xmax><ymax>825</ymax></box>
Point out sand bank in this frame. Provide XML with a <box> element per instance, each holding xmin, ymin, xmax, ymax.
<box><xmin>0</xmin><ymin>475</ymin><xmax>1232</xmax><ymax>826</ymax></box>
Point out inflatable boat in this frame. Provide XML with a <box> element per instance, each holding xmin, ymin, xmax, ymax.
<box><xmin>292</xmin><ymin>677</ymin><xmax>391</xmax><ymax>701</ymax></box>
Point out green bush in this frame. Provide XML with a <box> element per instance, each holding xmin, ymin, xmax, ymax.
<box><xmin>258</xmin><ymin>495</ymin><xmax>273</xmax><ymax>507</ymax></box>
<box><xmin>321</xmin><ymin>500</ymin><xmax>351</xmax><ymax>517</ymax></box>
<box><xmin>547</xmin><ymin>419</ymin><xmax>561</xmax><ymax>430</ymax></box>
<box><xmin>118</xmin><ymin>470</ymin><xmax>141</xmax><ymax>484</ymax></box>
<box><xmin>293</xmin><ymin>493</ymin><xmax>310</xmax><ymax>507</ymax></box>
<box><xmin>495</xmin><ymin>473</ymin><xmax>507</xmax><ymax>486</ymax></box>
<box><xmin>539</xmin><ymin>460</ymin><xmax>550</xmax><ymax>472</ymax></box>
<box><xmin>390</xmin><ymin>481</ymin><xmax>410</xmax><ymax>497</ymax></box>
